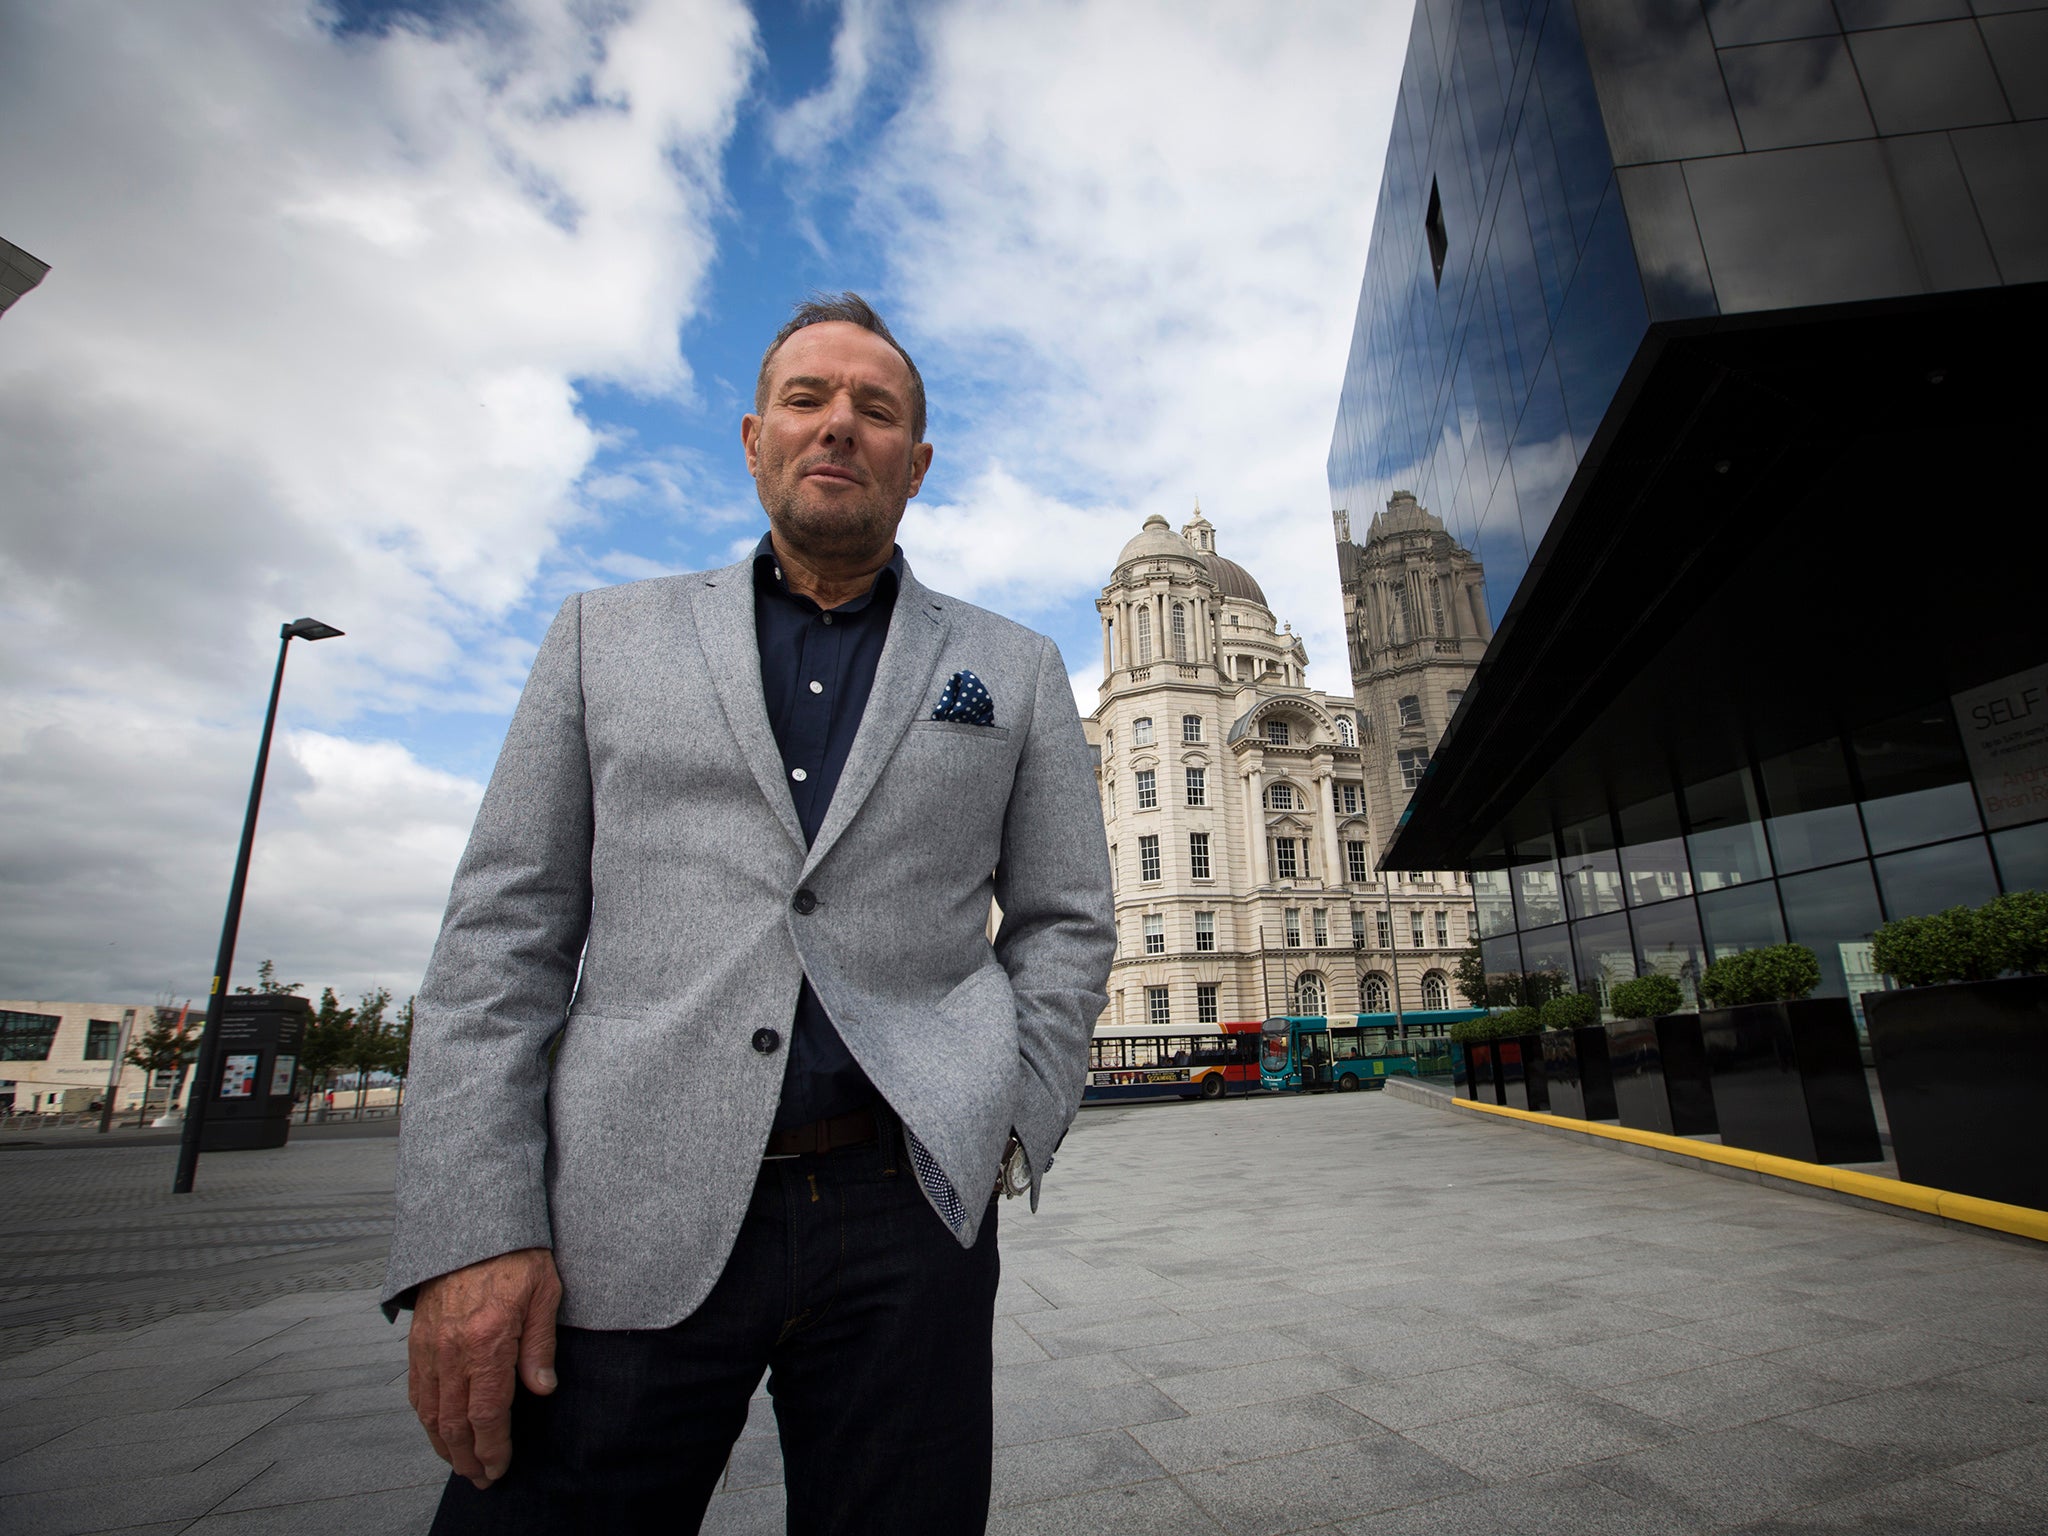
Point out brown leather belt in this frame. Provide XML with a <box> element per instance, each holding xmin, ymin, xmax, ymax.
<box><xmin>763</xmin><ymin>1109</ymin><xmax>880</xmax><ymax>1160</ymax></box>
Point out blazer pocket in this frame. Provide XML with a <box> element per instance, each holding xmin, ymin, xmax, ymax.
<box><xmin>910</xmin><ymin>720</ymin><xmax>1013</xmax><ymax>742</ymax></box>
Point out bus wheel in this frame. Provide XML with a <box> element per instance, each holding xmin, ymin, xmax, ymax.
<box><xmin>1335</xmin><ymin>1073</ymin><xmax>1359</xmax><ymax>1092</ymax></box>
<box><xmin>1199</xmin><ymin>1073</ymin><xmax>1225</xmax><ymax>1100</ymax></box>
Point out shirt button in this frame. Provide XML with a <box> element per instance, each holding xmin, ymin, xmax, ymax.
<box><xmin>821</xmin><ymin>614</ymin><xmax>834</xmax><ymax>626</ymax></box>
<box><xmin>752</xmin><ymin>1028</ymin><xmax>781</xmax><ymax>1054</ymax></box>
<box><xmin>809</xmin><ymin>680</ymin><xmax>824</xmax><ymax>694</ymax></box>
<box><xmin>791</xmin><ymin>767</ymin><xmax>808</xmax><ymax>782</ymax></box>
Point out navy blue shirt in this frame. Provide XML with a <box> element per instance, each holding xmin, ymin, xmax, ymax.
<box><xmin>753</xmin><ymin>533</ymin><xmax>904</xmax><ymax>1130</ymax></box>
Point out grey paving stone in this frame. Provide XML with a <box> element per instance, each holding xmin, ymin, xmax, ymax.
<box><xmin>1334</xmin><ymin>1491</ymin><xmax>1518</xmax><ymax>1534</ymax></box>
<box><xmin>700</xmin><ymin>1483</ymin><xmax>784</xmax><ymax>1535</ymax></box>
<box><xmin>1580</xmin><ymin>1418</ymin><xmax>1896</xmax><ymax>1528</ymax></box>
<box><xmin>1762</xmin><ymin>1324</ymin><xmax>2014</xmax><ymax>1389</ymax></box>
<box><xmin>1659</xmin><ymin>1303</ymin><xmax>1881</xmax><ymax>1358</ymax></box>
<box><xmin>1940</xmin><ymin>1352</ymin><xmax>2048</xmax><ymax>1400</ymax></box>
<box><xmin>181</xmin><ymin>1480</ymin><xmax>443</xmax><ymax>1535</ymax></box>
<box><xmin>191</xmin><ymin>1360</ymin><xmax>408</xmax><ymax>1405</ymax></box>
<box><xmin>993</xmin><ymin>1316</ymin><xmax>1052</xmax><ymax>1367</ymax></box>
<box><xmin>1155</xmin><ymin>1355</ymin><xmax>1367</xmax><ymax>1416</ymax></box>
<box><xmin>994</xmin><ymin>1382</ymin><xmax>1188</xmax><ymax>1447</ymax></box>
<box><xmin>988</xmin><ymin>1476</ymin><xmax>1225</xmax><ymax>1536</ymax></box>
<box><xmin>1518</xmin><ymin>1330</ymin><xmax>1738</xmax><ymax>1391</ymax></box>
<box><xmin>29</xmin><ymin>1396</ymin><xmax>300</xmax><ymax>1454</ymax></box>
<box><xmin>991</xmin><ymin>1427</ymin><xmax>1165</xmax><ymax>1506</ymax></box>
<box><xmin>208</xmin><ymin>1409</ymin><xmax>444</xmax><ymax>1511</ymax></box>
<box><xmin>0</xmin><ymin>1458</ymin><xmax>265</xmax><ymax>1536</ymax></box>
<box><xmin>997</xmin><ymin>1351</ymin><xmax>1143</xmax><ymax>1399</ymax></box>
<box><xmin>1128</xmin><ymin>1393</ymin><xmax>1383</xmax><ymax>1474</ymax></box>
<box><xmin>1782</xmin><ymin>1376</ymin><xmax>2048</xmax><ymax>1471</ymax></box>
<box><xmin>1332</xmin><ymin>1362</ymin><xmax>1561</xmax><ymax>1432</ymax></box>
<box><xmin>1467</xmin><ymin>1466</ymin><xmax>1700</xmax><ymax>1535</ymax></box>
<box><xmin>1400</xmin><ymin>1395</ymin><xmax>1675</xmax><ymax>1483</ymax></box>
<box><xmin>1940</xmin><ymin>1438</ymin><xmax>2048</xmax><ymax>1512</ymax></box>
<box><xmin>1724</xmin><ymin>1471</ymin><xmax>2043</xmax><ymax>1533</ymax></box>
<box><xmin>1121</xmin><ymin>1329</ymin><xmax>1314</xmax><ymax>1383</ymax></box>
<box><xmin>1591</xmin><ymin>1354</ymin><xmax>1861</xmax><ymax>1433</ymax></box>
<box><xmin>1175</xmin><ymin>1431</ymin><xmax>1477</xmax><ymax>1535</ymax></box>
<box><xmin>1032</xmin><ymin>1311</ymin><xmax>1215</xmax><ymax>1360</ymax></box>
<box><xmin>721</xmin><ymin>1429</ymin><xmax>783</xmax><ymax>1492</ymax></box>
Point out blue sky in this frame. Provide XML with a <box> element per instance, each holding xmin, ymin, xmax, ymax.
<box><xmin>0</xmin><ymin>0</ymin><xmax>1411</xmax><ymax>1002</ymax></box>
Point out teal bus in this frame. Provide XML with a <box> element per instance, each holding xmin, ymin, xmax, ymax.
<box><xmin>1258</xmin><ymin>1011</ymin><xmax>1481</xmax><ymax>1093</ymax></box>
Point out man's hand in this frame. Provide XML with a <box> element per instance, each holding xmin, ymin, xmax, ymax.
<box><xmin>407</xmin><ymin>1247</ymin><xmax>562</xmax><ymax>1490</ymax></box>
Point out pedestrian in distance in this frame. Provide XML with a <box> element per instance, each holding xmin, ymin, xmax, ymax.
<box><xmin>385</xmin><ymin>292</ymin><xmax>1116</xmax><ymax>1535</ymax></box>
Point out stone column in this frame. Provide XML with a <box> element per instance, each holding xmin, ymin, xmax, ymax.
<box><xmin>1315</xmin><ymin>767</ymin><xmax>1343</xmax><ymax>887</ymax></box>
<box><xmin>1244</xmin><ymin>765</ymin><xmax>1267</xmax><ymax>887</ymax></box>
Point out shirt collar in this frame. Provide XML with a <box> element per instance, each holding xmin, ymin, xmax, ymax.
<box><xmin>751</xmin><ymin>532</ymin><xmax>904</xmax><ymax>615</ymax></box>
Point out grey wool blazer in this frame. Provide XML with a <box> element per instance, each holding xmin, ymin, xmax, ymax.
<box><xmin>382</xmin><ymin>555</ymin><xmax>1115</xmax><ymax>1330</ymax></box>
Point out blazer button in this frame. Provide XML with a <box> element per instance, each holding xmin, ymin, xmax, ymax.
<box><xmin>752</xmin><ymin>1028</ymin><xmax>782</xmax><ymax>1054</ymax></box>
<box><xmin>791</xmin><ymin>889</ymin><xmax>818</xmax><ymax>914</ymax></box>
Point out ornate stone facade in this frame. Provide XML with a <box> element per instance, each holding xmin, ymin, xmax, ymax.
<box><xmin>1084</xmin><ymin>508</ymin><xmax>1475</xmax><ymax>1030</ymax></box>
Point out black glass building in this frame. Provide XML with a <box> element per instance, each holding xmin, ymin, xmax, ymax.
<box><xmin>1329</xmin><ymin>0</ymin><xmax>2048</xmax><ymax>1023</ymax></box>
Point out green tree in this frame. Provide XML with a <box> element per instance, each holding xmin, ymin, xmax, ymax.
<box><xmin>299</xmin><ymin>987</ymin><xmax>356</xmax><ymax>1121</ymax></box>
<box><xmin>387</xmin><ymin>996</ymin><xmax>415</xmax><ymax>1109</ymax></box>
<box><xmin>344</xmin><ymin>987</ymin><xmax>394</xmax><ymax>1118</ymax></box>
<box><xmin>1452</xmin><ymin>944</ymin><xmax>1489</xmax><ymax>1008</ymax></box>
<box><xmin>124</xmin><ymin>1005</ymin><xmax>196</xmax><ymax>1127</ymax></box>
<box><xmin>234</xmin><ymin>959</ymin><xmax>303</xmax><ymax>997</ymax></box>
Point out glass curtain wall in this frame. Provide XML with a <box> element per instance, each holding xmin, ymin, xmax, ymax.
<box><xmin>1327</xmin><ymin>0</ymin><xmax>1648</xmax><ymax>630</ymax></box>
<box><xmin>1470</xmin><ymin>704</ymin><xmax>2032</xmax><ymax>1028</ymax></box>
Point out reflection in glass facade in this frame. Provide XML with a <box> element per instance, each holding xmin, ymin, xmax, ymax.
<box><xmin>1469</xmin><ymin>708</ymin><xmax>2031</xmax><ymax>1026</ymax></box>
<box><xmin>1327</xmin><ymin>0</ymin><xmax>1642</xmax><ymax>630</ymax></box>
<box><xmin>1337</xmin><ymin>0</ymin><xmax>2048</xmax><ymax>1036</ymax></box>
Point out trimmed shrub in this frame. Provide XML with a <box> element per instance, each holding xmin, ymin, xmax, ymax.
<box><xmin>1448</xmin><ymin>1015</ymin><xmax>1489</xmax><ymax>1045</ymax></box>
<box><xmin>1698</xmin><ymin>944</ymin><xmax>1821</xmax><ymax>1007</ymax></box>
<box><xmin>1609</xmin><ymin>973</ymin><xmax>1684</xmax><ymax>1020</ymax></box>
<box><xmin>1873</xmin><ymin>891</ymin><xmax>2048</xmax><ymax>986</ymax></box>
<box><xmin>1491</xmin><ymin>1006</ymin><xmax>1542</xmax><ymax>1038</ymax></box>
<box><xmin>1538</xmin><ymin>991</ymin><xmax>1598</xmax><ymax>1031</ymax></box>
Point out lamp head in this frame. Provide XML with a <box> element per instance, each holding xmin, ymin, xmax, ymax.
<box><xmin>282</xmin><ymin>618</ymin><xmax>344</xmax><ymax>642</ymax></box>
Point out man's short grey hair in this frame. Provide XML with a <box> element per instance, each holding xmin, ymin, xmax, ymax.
<box><xmin>755</xmin><ymin>292</ymin><xmax>927</xmax><ymax>444</ymax></box>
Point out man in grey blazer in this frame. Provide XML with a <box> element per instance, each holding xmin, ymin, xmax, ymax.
<box><xmin>386</xmin><ymin>293</ymin><xmax>1115</xmax><ymax>1534</ymax></box>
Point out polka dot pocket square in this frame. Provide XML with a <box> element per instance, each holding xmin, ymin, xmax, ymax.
<box><xmin>930</xmin><ymin>669</ymin><xmax>996</xmax><ymax>727</ymax></box>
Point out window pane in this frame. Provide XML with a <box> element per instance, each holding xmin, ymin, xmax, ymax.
<box><xmin>1183</xmin><ymin>714</ymin><xmax>1203</xmax><ymax>742</ymax></box>
<box><xmin>1778</xmin><ymin>861</ymin><xmax>1883</xmax><ymax>1024</ymax></box>
<box><xmin>1481</xmin><ymin>932</ymin><xmax>1524</xmax><ymax>1002</ymax></box>
<box><xmin>1631</xmin><ymin>897</ymin><xmax>1706</xmax><ymax>1012</ymax></box>
<box><xmin>1513</xmin><ymin>856</ymin><xmax>1565</xmax><ymax>928</ymax></box>
<box><xmin>1474</xmin><ymin>867</ymin><xmax>1516</xmax><ymax>936</ymax></box>
<box><xmin>1621</xmin><ymin>838</ymin><xmax>1693</xmax><ymax>906</ymax></box>
<box><xmin>1520</xmin><ymin>922</ymin><xmax>1576</xmax><ymax>997</ymax></box>
<box><xmin>1571</xmin><ymin>911</ymin><xmax>1637</xmax><ymax>1018</ymax></box>
<box><xmin>1697</xmin><ymin>881</ymin><xmax>1787</xmax><ymax>962</ymax></box>
<box><xmin>1875</xmin><ymin>837</ymin><xmax>1999</xmax><ymax>920</ymax></box>
<box><xmin>1684</xmin><ymin>767</ymin><xmax>1773</xmax><ymax>889</ymax></box>
<box><xmin>1763</xmin><ymin>739</ymin><xmax>1866</xmax><ymax>872</ymax></box>
<box><xmin>1852</xmin><ymin>706</ymin><xmax>1980</xmax><ymax>853</ymax></box>
<box><xmin>1992</xmin><ymin>820</ymin><xmax>2048</xmax><ymax>893</ymax></box>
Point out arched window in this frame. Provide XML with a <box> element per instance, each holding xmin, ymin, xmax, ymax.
<box><xmin>1263</xmin><ymin>718</ymin><xmax>1290</xmax><ymax>745</ymax></box>
<box><xmin>1336</xmin><ymin>716</ymin><xmax>1356</xmax><ymax>747</ymax></box>
<box><xmin>1293</xmin><ymin>972</ymin><xmax>1327</xmax><ymax>1016</ymax></box>
<box><xmin>1171</xmin><ymin>603</ymin><xmax>1188</xmax><ymax>660</ymax></box>
<box><xmin>1361</xmin><ymin>973</ymin><xmax>1391</xmax><ymax>1012</ymax></box>
<box><xmin>1421</xmin><ymin>970</ymin><xmax>1450</xmax><ymax>1009</ymax></box>
<box><xmin>1135</xmin><ymin>607</ymin><xmax>1153</xmax><ymax>664</ymax></box>
<box><xmin>1266</xmin><ymin>782</ymin><xmax>1295</xmax><ymax>810</ymax></box>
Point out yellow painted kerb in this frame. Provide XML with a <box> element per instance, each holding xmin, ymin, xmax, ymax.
<box><xmin>1450</xmin><ymin>1096</ymin><xmax>2048</xmax><ymax>1244</ymax></box>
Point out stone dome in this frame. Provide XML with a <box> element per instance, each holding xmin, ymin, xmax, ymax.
<box><xmin>1116</xmin><ymin>513</ymin><xmax>1202</xmax><ymax>569</ymax></box>
<box><xmin>1202</xmin><ymin>551</ymin><xmax>1267</xmax><ymax>607</ymax></box>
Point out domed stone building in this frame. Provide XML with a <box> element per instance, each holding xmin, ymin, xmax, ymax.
<box><xmin>1084</xmin><ymin>507</ymin><xmax>1476</xmax><ymax>1031</ymax></box>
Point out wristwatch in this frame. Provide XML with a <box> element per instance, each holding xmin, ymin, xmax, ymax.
<box><xmin>996</xmin><ymin>1134</ymin><xmax>1032</xmax><ymax>1199</ymax></box>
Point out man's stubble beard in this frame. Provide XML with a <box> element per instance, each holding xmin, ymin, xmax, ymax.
<box><xmin>761</xmin><ymin>453</ymin><xmax>912</xmax><ymax>566</ymax></box>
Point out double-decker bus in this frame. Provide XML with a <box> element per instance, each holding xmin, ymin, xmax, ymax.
<box><xmin>1084</xmin><ymin>1021</ymin><xmax>1263</xmax><ymax>1103</ymax></box>
<box><xmin>1259</xmin><ymin>1011</ymin><xmax>1480</xmax><ymax>1093</ymax></box>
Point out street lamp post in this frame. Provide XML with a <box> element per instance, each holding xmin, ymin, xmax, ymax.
<box><xmin>172</xmin><ymin>618</ymin><xmax>343</xmax><ymax>1194</ymax></box>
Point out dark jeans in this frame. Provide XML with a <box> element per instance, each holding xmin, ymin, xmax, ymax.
<box><xmin>430</xmin><ymin>1127</ymin><xmax>1001</xmax><ymax>1536</ymax></box>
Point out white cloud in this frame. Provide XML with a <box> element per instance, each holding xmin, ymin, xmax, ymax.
<box><xmin>853</xmin><ymin>0</ymin><xmax>1410</xmax><ymax>701</ymax></box>
<box><xmin>0</xmin><ymin>0</ymin><xmax>757</xmax><ymax>999</ymax></box>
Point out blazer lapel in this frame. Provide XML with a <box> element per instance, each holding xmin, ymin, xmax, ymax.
<box><xmin>683</xmin><ymin>562</ymin><xmax>806</xmax><ymax>852</ymax></box>
<box><xmin>800</xmin><ymin>568</ymin><xmax>950</xmax><ymax>876</ymax></box>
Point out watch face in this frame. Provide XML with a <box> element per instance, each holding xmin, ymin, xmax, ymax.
<box><xmin>999</xmin><ymin>1139</ymin><xmax>1031</xmax><ymax>1198</ymax></box>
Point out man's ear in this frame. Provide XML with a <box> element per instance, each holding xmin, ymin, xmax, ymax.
<box><xmin>906</xmin><ymin>441</ymin><xmax>934</xmax><ymax>499</ymax></box>
<box><xmin>741</xmin><ymin>413</ymin><xmax>762</xmax><ymax>477</ymax></box>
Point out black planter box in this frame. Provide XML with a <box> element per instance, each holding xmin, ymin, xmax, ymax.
<box><xmin>1700</xmin><ymin>997</ymin><xmax>1880</xmax><ymax>1165</ymax></box>
<box><xmin>1865</xmin><ymin>974</ymin><xmax>2048</xmax><ymax>1208</ymax></box>
<box><xmin>1466</xmin><ymin>1041</ymin><xmax>1505</xmax><ymax>1104</ymax></box>
<box><xmin>1606</xmin><ymin>1015</ymin><xmax>1717</xmax><ymax>1136</ymax></box>
<box><xmin>1541</xmin><ymin>1027</ymin><xmax>1618</xmax><ymax>1121</ymax></box>
<box><xmin>1499</xmin><ymin>1034</ymin><xmax>1549</xmax><ymax>1113</ymax></box>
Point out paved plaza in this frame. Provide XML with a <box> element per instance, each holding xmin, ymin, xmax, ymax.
<box><xmin>2</xmin><ymin>1090</ymin><xmax>2046</xmax><ymax>1534</ymax></box>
